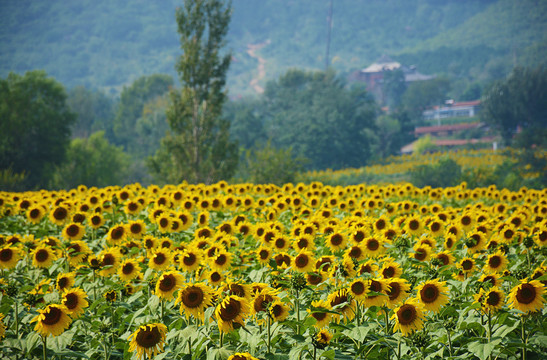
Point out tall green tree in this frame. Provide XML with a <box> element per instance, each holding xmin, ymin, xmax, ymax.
<box><xmin>261</xmin><ymin>69</ymin><xmax>376</xmax><ymax>170</ymax></box>
<box><xmin>402</xmin><ymin>77</ymin><xmax>451</xmax><ymax>121</ymax></box>
<box><xmin>67</xmin><ymin>85</ymin><xmax>116</xmax><ymax>140</ymax></box>
<box><xmin>482</xmin><ymin>66</ymin><xmax>547</xmax><ymax>147</ymax></box>
<box><xmin>149</xmin><ymin>0</ymin><xmax>238</xmax><ymax>184</ymax></box>
<box><xmin>50</xmin><ymin>131</ymin><xmax>130</xmax><ymax>189</ymax></box>
<box><xmin>0</xmin><ymin>70</ymin><xmax>75</xmax><ymax>189</ymax></box>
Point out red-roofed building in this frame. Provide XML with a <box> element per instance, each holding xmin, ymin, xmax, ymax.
<box><xmin>423</xmin><ymin>100</ymin><xmax>481</xmax><ymax>122</ymax></box>
<box><xmin>414</xmin><ymin>122</ymin><xmax>486</xmax><ymax>137</ymax></box>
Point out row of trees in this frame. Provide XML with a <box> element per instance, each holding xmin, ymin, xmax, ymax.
<box><xmin>1</xmin><ymin>0</ymin><xmax>545</xmax><ymax>191</ymax></box>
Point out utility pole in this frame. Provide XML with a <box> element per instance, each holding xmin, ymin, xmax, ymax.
<box><xmin>325</xmin><ymin>0</ymin><xmax>333</xmax><ymax>72</ymax></box>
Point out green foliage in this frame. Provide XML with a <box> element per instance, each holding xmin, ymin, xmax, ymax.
<box><xmin>237</xmin><ymin>141</ymin><xmax>306</xmax><ymax>186</ymax></box>
<box><xmin>409</xmin><ymin>156</ymin><xmax>462</xmax><ymax>188</ymax></box>
<box><xmin>481</xmin><ymin>65</ymin><xmax>547</xmax><ymax>146</ymax></box>
<box><xmin>366</xmin><ymin>115</ymin><xmax>402</xmax><ymax>160</ymax></box>
<box><xmin>50</xmin><ymin>131</ymin><xmax>130</xmax><ymax>189</ymax></box>
<box><xmin>2</xmin><ymin>1</ymin><xmax>544</xmax><ymax>98</ymax></box>
<box><xmin>113</xmin><ymin>74</ymin><xmax>173</xmax><ymax>154</ymax></box>
<box><xmin>0</xmin><ymin>168</ymin><xmax>27</xmax><ymax>192</ymax></box>
<box><xmin>67</xmin><ymin>86</ymin><xmax>116</xmax><ymax>141</ymax></box>
<box><xmin>413</xmin><ymin>135</ymin><xmax>437</xmax><ymax>155</ymax></box>
<box><xmin>149</xmin><ymin>0</ymin><xmax>238</xmax><ymax>184</ymax></box>
<box><xmin>261</xmin><ymin>69</ymin><xmax>377</xmax><ymax>170</ymax></box>
<box><xmin>0</xmin><ymin>70</ymin><xmax>75</xmax><ymax>190</ymax></box>
<box><xmin>402</xmin><ymin>77</ymin><xmax>451</xmax><ymax>122</ymax></box>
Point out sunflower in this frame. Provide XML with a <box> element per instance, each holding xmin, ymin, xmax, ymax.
<box><xmin>211</xmin><ymin>250</ymin><xmax>232</xmax><ymax>272</ymax></box>
<box><xmin>49</xmin><ymin>205</ymin><xmax>70</xmax><ymax>226</ymax></box>
<box><xmin>411</xmin><ymin>244</ymin><xmax>431</xmax><ymax>262</ymax></box>
<box><xmin>458</xmin><ymin>257</ymin><xmax>476</xmax><ymax>276</ymax></box>
<box><xmin>221</xmin><ymin>281</ymin><xmax>254</xmax><ymax>303</ymax></box>
<box><xmin>328</xmin><ymin>288</ymin><xmax>356</xmax><ymax>322</ymax></box>
<box><xmin>358</xmin><ymin>260</ymin><xmax>378</xmax><ymax>276</ymax></box>
<box><xmin>107</xmin><ymin>223</ymin><xmax>127</xmax><ymax>245</ymax></box>
<box><xmin>227</xmin><ymin>353</ymin><xmax>259</xmax><ymax>360</ymax></box>
<box><xmin>443</xmin><ymin>234</ymin><xmax>458</xmax><ymax>250</ymax></box>
<box><xmin>315</xmin><ymin>255</ymin><xmax>335</xmax><ymax>273</ymax></box>
<box><xmin>88</xmin><ymin>213</ymin><xmax>105</xmax><ymax>230</ymax></box>
<box><xmin>465</xmin><ymin>231</ymin><xmax>487</xmax><ymax>254</ymax></box>
<box><xmin>176</xmin><ymin>282</ymin><xmax>214</xmax><ymax>322</ymax></box>
<box><xmin>126</xmin><ymin>220</ymin><xmax>147</xmax><ymax>239</ymax></box>
<box><xmin>56</xmin><ymin>272</ymin><xmax>76</xmax><ymax>292</ymax></box>
<box><xmin>65</xmin><ymin>240</ymin><xmax>91</xmax><ymax>267</ymax></box>
<box><xmin>476</xmin><ymin>287</ymin><xmax>505</xmax><ymax>313</ymax></box>
<box><xmin>252</xmin><ymin>287</ymin><xmax>279</xmax><ymax>317</ymax></box>
<box><xmin>274</xmin><ymin>252</ymin><xmax>291</xmax><ymax>269</ymax></box>
<box><xmin>428</xmin><ymin>218</ymin><xmax>445</xmax><ymax>237</ymax></box>
<box><xmin>349</xmin><ymin>227</ymin><xmax>367</xmax><ymax>244</ymax></box>
<box><xmin>380</xmin><ymin>258</ymin><xmax>403</xmax><ymax>279</ymax></box>
<box><xmin>32</xmin><ymin>304</ymin><xmax>72</xmax><ymax>337</ymax></box>
<box><xmin>215</xmin><ymin>295</ymin><xmax>251</xmax><ymax>333</ymax></box>
<box><xmin>404</xmin><ymin>215</ymin><xmax>424</xmax><ymax>236</ymax></box>
<box><xmin>256</xmin><ymin>246</ymin><xmax>272</xmax><ymax>265</ymax></box>
<box><xmin>349</xmin><ymin>279</ymin><xmax>368</xmax><ymax>300</ymax></box>
<box><xmin>0</xmin><ymin>246</ymin><xmax>21</xmax><ymax>269</ymax></box>
<box><xmin>62</xmin><ymin>287</ymin><xmax>89</xmax><ymax>319</ymax></box>
<box><xmin>325</xmin><ymin>230</ymin><xmax>347</xmax><ymax>253</ymax></box>
<box><xmin>344</xmin><ymin>244</ymin><xmax>365</xmax><ymax>262</ymax></box>
<box><xmin>307</xmin><ymin>299</ymin><xmax>333</xmax><ymax>328</ymax></box>
<box><xmin>306</xmin><ymin>272</ymin><xmax>326</xmax><ymax>287</ymax></box>
<box><xmin>292</xmin><ymin>249</ymin><xmax>315</xmax><ymax>273</ymax></box>
<box><xmin>270</xmin><ymin>300</ymin><xmax>290</xmax><ymax>322</ymax></box>
<box><xmin>31</xmin><ymin>245</ymin><xmax>57</xmax><ymax>269</ymax></box>
<box><xmin>386</xmin><ymin>278</ymin><xmax>411</xmax><ymax>308</ymax></box>
<box><xmin>148</xmin><ymin>248</ymin><xmax>173</xmax><ymax>271</ymax></box>
<box><xmin>98</xmin><ymin>247</ymin><xmax>122</xmax><ymax>277</ymax></box>
<box><xmin>458</xmin><ymin>213</ymin><xmax>475</xmax><ymax>232</ymax></box>
<box><xmin>392</xmin><ymin>298</ymin><xmax>426</xmax><ymax>336</ymax></box>
<box><xmin>479</xmin><ymin>273</ymin><xmax>502</xmax><ymax>288</ymax></box>
<box><xmin>61</xmin><ymin>222</ymin><xmax>86</xmax><ymax>241</ymax></box>
<box><xmin>484</xmin><ymin>250</ymin><xmax>508</xmax><ymax>273</ymax></box>
<box><xmin>118</xmin><ymin>258</ymin><xmax>142</xmax><ymax>282</ymax></box>
<box><xmin>155</xmin><ymin>271</ymin><xmax>185</xmax><ymax>300</ymax></box>
<box><xmin>416</xmin><ymin>279</ymin><xmax>449</xmax><ymax>313</ymax></box>
<box><xmin>128</xmin><ymin>323</ymin><xmax>168</xmax><ymax>360</ymax></box>
<box><xmin>508</xmin><ymin>279</ymin><xmax>546</xmax><ymax>314</ymax></box>
<box><xmin>434</xmin><ymin>250</ymin><xmax>455</xmax><ymax>267</ymax></box>
<box><xmin>362</xmin><ymin>236</ymin><xmax>385</xmax><ymax>258</ymax></box>
<box><xmin>179</xmin><ymin>247</ymin><xmax>203</xmax><ymax>273</ymax></box>
<box><xmin>362</xmin><ymin>278</ymin><xmax>388</xmax><ymax>308</ymax></box>
<box><xmin>26</xmin><ymin>205</ymin><xmax>45</xmax><ymax>224</ymax></box>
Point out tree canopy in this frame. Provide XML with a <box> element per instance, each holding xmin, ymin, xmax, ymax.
<box><xmin>0</xmin><ymin>70</ymin><xmax>75</xmax><ymax>189</ymax></box>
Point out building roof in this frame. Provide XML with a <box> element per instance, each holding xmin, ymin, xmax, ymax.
<box><xmin>415</xmin><ymin>122</ymin><xmax>483</xmax><ymax>135</ymax></box>
<box><xmin>401</xmin><ymin>137</ymin><xmax>497</xmax><ymax>154</ymax></box>
<box><xmin>362</xmin><ymin>61</ymin><xmax>401</xmax><ymax>73</ymax></box>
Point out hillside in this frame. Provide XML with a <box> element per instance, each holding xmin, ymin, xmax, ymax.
<box><xmin>1</xmin><ymin>0</ymin><xmax>545</xmax><ymax>98</ymax></box>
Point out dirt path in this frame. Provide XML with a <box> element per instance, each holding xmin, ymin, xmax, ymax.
<box><xmin>246</xmin><ymin>40</ymin><xmax>270</xmax><ymax>94</ymax></box>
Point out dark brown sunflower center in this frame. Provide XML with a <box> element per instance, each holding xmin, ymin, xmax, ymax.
<box><xmin>462</xmin><ymin>259</ymin><xmax>473</xmax><ymax>270</ymax></box>
<box><xmin>73</xmin><ymin>213</ymin><xmax>86</xmax><ymax>223</ymax></box>
<box><xmin>368</xmin><ymin>280</ymin><xmax>381</xmax><ymax>298</ymax></box>
<box><xmin>388</xmin><ymin>282</ymin><xmax>401</xmax><ymax>300</ymax></box>
<box><xmin>409</xmin><ymin>220</ymin><xmax>420</xmax><ymax>230</ymax></box>
<box><xmin>182</xmin><ymin>287</ymin><xmax>204</xmax><ymax>308</ymax></box>
<box><xmin>275</xmin><ymin>238</ymin><xmax>286</xmax><ymax>249</ymax></box>
<box><xmin>420</xmin><ymin>284</ymin><xmax>439</xmax><ymax>303</ymax></box>
<box><xmin>130</xmin><ymin>224</ymin><xmax>142</xmax><ymax>234</ymax></box>
<box><xmin>183</xmin><ymin>253</ymin><xmax>197</xmax><ymax>266</ymax></box>
<box><xmin>488</xmin><ymin>256</ymin><xmax>502</xmax><ymax>268</ymax></box>
<box><xmin>368</xmin><ymin>239</ymin><xmax>380</xmax><ymax>251</ymax></box>
<box><xmin>254</xmin><ymin>294</ymin><xmax>273</xmax><ymax>312</ymax></box>
<box><xmin>414</xmin><ymin>249</ymin><xmax>427</xmax><ymax>261</ymax></box>
<box><xmin>111</xmin><ymin>227</ymin><xmax>124</xmax><ymax>240</ymax></box>
<box><xmin>159</xmin><ymin>275</ymin><xmax>176</xmax><ymax>292</ymax></box>
<box><xmin>53</xmin><ymin>207</ymin><xmax>68</xmax><ymax>220</ymax></box>
<box><xmin>136</xmin><ymin>326</ymin><xmax>162</xmax><ymax>348</ymax></box>
<box><xmin>330</xmin><ymin>293</ymin><xmax>348</xmax><ymax>307</ymax></box>
<box><xmin>58</xmin><ymin>277</ymin><xmax>68</xmax><ymax>289</ymax></box>
<box><xmin>437</xmin><ymin>254</ymin><xmax>449</xmax><ymax>266</ymax></box>
<box><xmin>30</xmin><ymin>209</ymin><xmax>41</xmax><ymax>218</ymax></box>
<box><xmin>295</xmin><ymin>254</ymin><xmax>309</xmax><ymax>268</ymax></box>
<box><xmin>259</xmin><ymin>250</ymin><xmax>269</xmax><ymax>260</ymax></box>
<box><xmin>486</xmin><ymin>291</ymin><xmax>501</xmax><ymax>306</ymax></box>
<box><xmin>127</xmin><ymin>203</ymin><xmax>139</xmax><ymax>212</ymax></box>
<box><xmin>154</xmin><ymin>253</ymin><xmax>166</xmax><ymax>265</ymax></box>
<box><xmin>398</xmin><ymin>304</ymin><xmax>417</xmax><ymax>325</ymax></box>
<box><xmin>430</xmin><ymin>222</ymin><xmax>440</xmax><ymax>232</ymax></box>
<box><xmin>349</xmin><ymin>247</ymin><xmax>362</xmax><ymax>258</ymax></box>
<box><xmin>66</xmin><ymin>224</ymin><xmax>80</xmax><ymax>237</ymax></box>
<box><xmin>103</xmin><ymin>254</ymin><xmax>115</xmax><ymax>266</ymax></box>
<box><xmin>461</xmin><ymin>216</ymin><xmax>471</xmax><ymax>225</ymax></box>
<box><xmin>516</xmin><ymin>284</ymin><xmax>537</xmax><ymax>304</ymax></box>
<box><xmin>0</xmin><ymin>248</ymin><xmax>13</xmax><ymax>262</ymax></box>
<box><xmin>330</xmin><ymin>234</ymin><xmax>343</xmax><ymax>246</ymax></box>
<box><xmin>383</xmin><ymin>267</ymin><xmax>395</xmax><ymax>278</ymax></box>
<box><xmin>351</xmin><ymin>281</ymin><xmax>366</xmax><ymax>296</ymax></box>
<box><xmin>271</xmin><ymin>304</ymin><xmax>283</xmax><ymax>317</ymax></box>
<box><xmin>159</xmin><ymin>218</ymin><xmax>169</xmax><ymax>228</ymax></box>
<box><xmin>219</xmin><ymin>298</ymin><xmax>241</xmax><ymax>321</ymax></box>
<box><xmin>312</xmin><ymin>311</ymin><xmax>327</xmax><ymax>321</ymax></box>
<box><xmin>42</xmin><ymin>306</ymin><xmax>63</xmax><ymax>325</ymax></box>
<box><xmin>91</xmin><ymin>216</ymin><xmax>101</xmax><ymax>225</ymax></box>
<box><xmin>122</xmin><ymin>262</ymin><xmax>134</xmax><ymax>275</ymax></box>
<box><xmin>215</xmin><ymin>254</ymin><xmax>227</xmax><ymax>265</ymax></box>
<box><xmin>376</xmin><ymin>219</ymin><xmax>386</xmax><ymax>230</ymax></box>
<box><xmin>353</xmin><ymin>231</ymin><xmax>365</xmax><ymax>243</ymax></box>
<box><xmin>210</xmin><ymin>272</ymin><xmax>221</xmax><ymax>282</ymax></box>
<box><xmin>64</xmin><ymin>293</ymin><xmax>78</xmax><ymax>309</ymax></box>
<box><xmin>35</xmin><ymin>249</ymin><xmax>49</xmax><ymax>263</ymax></box>
<box><xmin>307</xmin><ymin>273</ymin><xmax>323</xmax><ymax>285</ymax></box>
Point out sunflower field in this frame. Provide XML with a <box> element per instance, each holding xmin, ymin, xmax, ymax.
<box><xmin>0</xmin><ymin>181</ymin><xmax>546</xmax><ymax>360</ymax></box>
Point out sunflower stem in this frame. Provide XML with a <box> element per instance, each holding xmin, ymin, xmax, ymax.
<box><xmin>219</xmin><ymin>331</ymin><xmax>224</xmax><ymax>348</ymax></box>
<box><xmin>188</xmin><ymin>337</ymin><xmax>192</xmax><ymax>357</ymax></box>
<box><xmin>267</xmin><ymin>315</ymin><xmax>272</xmax><ymax>353</ymax></box>
<box><xmin>295</xmin><ymin>288</ymin><xmax>301</xmax><ymax>334</ymax></box>
<box><xmin>14</xmin><ymin>300</ymin><xmax>19</xmax><ymax>338</ymax></box>
<box><xmin>161</xmin><ymin>299</ymin><xmax>164</xmax><ymax>321</ymax></box>
<box><xmin>521</xmin><ymin>316</ymin><xmax>527</xmax><ymax>360</ymax></box>
<box><xmin>446</xmin><ymin>326</ymin><xmax>453</xmax><ymax>357</ymax></box>
<box><xmin>92</xmin><ymin>270</ymin><xmax>97</xmax><ymax>301</ymax></box>
<box><xmin>313</xmin><ymin>345</ymin><xmax>317</xmax><ymax>360</ymax></box>
<box><xmin>487</xmin><ymin>310</ymin><xmax>493</xmax><ymax>360</ymax></box>
<box><xmin>42</xmin><ymin>335</ymin><xmax>47</xmax><ymax>360</ymax></box>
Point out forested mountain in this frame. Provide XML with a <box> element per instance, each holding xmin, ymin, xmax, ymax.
<box><xmin>1</xmin><ymin>0</ymin><xmax>545</xmax><ymax>98</ymax></box>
